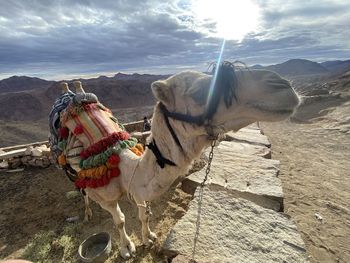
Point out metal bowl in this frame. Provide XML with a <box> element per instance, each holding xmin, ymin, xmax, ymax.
<box><xmin>78</xmin><ymin>232</ymin><xmax>112</xmax><ymax>263</ymax></box>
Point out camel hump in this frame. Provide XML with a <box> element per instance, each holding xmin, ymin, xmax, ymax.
<box><xmin>73</xmin><ymin>80</ymin><xmax>85</xmax><ymax>94</ymax></box>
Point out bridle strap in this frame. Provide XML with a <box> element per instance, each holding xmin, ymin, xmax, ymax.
<box><xmin>159</xmin><ymin>103</ymin><xmax>185</xmax><ymax>151</ymax></box>
<box><xmin>159</xmin><ymin>103</ymin><xmax>205</xmax><ymax>126</ymax></box>
<box><xmin>153</xmin><ymin>102</ymin><xmax>214</xmax><ymax>169</ymax></box>
<box><xmin>64</xmin><ymin>164</ymin><xmax>78</xmax><ymax>182</ymax></box>
<box><xmin>146</xmin><ymin>139</ymin><xmax>176</xmax><ymax>168</ymax></box>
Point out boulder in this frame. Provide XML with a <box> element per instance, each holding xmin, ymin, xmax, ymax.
<box><xmin>184</xmin><ymin>141</ymin><xmax>282</xmax><ymax>211</ymax></box>
<box><xmin>0</xmin><ymin>160</ymin><xmax>9</xmax><ymax>169</ymax></box>
<box><xmin>40</xmin><ymin>157</ymin><xmax>51</xmax><ymax>167</ymax></box>
<box><xmin>21</xmin><ymin>156</ymin><xmax>32</xmax><ymax>164</ymax></box>
<box><xmin>37</xmin><ymin>145</ymin><xmax>51</xmax><ymax>156</ymax></box>
<box><xmin>9</xmin><ymin>158</ymin><xmax>22</xmax><ymax>169</ymax></box>
<box><xmin>31</xmin><ymin>148</ymin><xmax>43</xmax><ymax>157</ymax></box>
<box><xmin>25</xmin><ymin>146</ymin><xmax>34</xmax><ymax>156</ymax></box>
<box><xmin>162</xmin><ymin>189</ymin><xmax>308</xmax><ymax>263</ymax></box>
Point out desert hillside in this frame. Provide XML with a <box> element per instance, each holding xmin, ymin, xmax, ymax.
<box><xmin>0</xmin><ymin>73</ymin><xmax>167</xmax><ymax>147</ymax></box>
<box><xmin>1</xmin><ymin>59</ymin><xmax>350</xmax><ymax>148</ymax></box>
<box><xmin>266</xmin><ymin>59</ymin><xmax>329</xmax><ymax>76</ymax></box>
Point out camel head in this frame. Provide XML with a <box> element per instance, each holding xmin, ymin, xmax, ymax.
<box><xmin>151</xmin><ymin>62</ymin><xmax>299</xmax><ymax>136</ymax></box>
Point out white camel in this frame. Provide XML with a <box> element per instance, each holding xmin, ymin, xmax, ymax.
<box><xmin>55</xmin><ymin>63</ymin><xmax>299</xmax><ymax>259</ymax></box>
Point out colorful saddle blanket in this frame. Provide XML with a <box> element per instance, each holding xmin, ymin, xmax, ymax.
<box><xmin>49</xmin><ymin>92</ymin><xmax>143</xmax><ymax>189</ymax></box>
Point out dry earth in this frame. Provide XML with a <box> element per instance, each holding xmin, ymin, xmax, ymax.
<box><xmin>262</xmin><ymin>118</ymin><xmax>350</xmax><ymax>263</ymax></box>
<box><xmin>0</xmin><ymin>166</ymin><xmax>192</xmax><ymax>262</ymax></box>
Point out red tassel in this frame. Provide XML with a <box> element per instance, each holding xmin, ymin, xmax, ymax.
<box><xmin>74</xmin><ymin>124</ymin><xmax>84</xmax><ymax>135</ymax></box>
<box><xmin>110</xmin><ymin>168</ymin><xmax>120</xmax><ymax>178</ymax></box>
<box><xmin>108</xmin><ymin>154</ymin><xmax>120</xmax><ymax>165</ymax></box>
<box><xmin>59</xmin><ymin>127</ymin><xmax>69</xmax><ymax>139</ymax></box>
<box><xmin>102</xmin><ymin>175</ymin><xmax>108</xmax><ymax>185</ymax></box>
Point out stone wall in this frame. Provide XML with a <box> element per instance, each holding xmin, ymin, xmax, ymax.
<box><xmin>162</xmin><ymin>124</ymin><xmax>309</xmax><ymax>262</ymax></box>
<box><xmin>0</xmin><ymin>143</ymin><xmax>55</xmax><ymax>171</ymax></box>
<box><xmin>123</xmin><ymin>120</ymin><xmax>145</xmax><ymax>133</ymax></box>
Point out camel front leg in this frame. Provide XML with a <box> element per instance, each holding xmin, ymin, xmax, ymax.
<box><xmin>83</xmin><ymin>193</ymin><xmax>92</xmax><ymax>222</ymax></box>
<box><xmin>99</xmin><ymin>201</ymin><xmax>136</xmax><ymax>259</ymax></box>
<box><xmin>135</xmin><ymin>199</ymin><xmax>157</xmax><ymax>246</ymax></box>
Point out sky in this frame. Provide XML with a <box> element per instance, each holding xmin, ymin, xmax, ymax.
<box><xmin>0</xmin><ymin>0</ymin><xmax>350</xmax><ymax>80</ymax></box>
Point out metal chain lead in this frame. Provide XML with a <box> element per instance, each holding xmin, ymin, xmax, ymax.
<box><xmin>191</xmin><ymin>136</ymin><xmax>217</xmax><ymax>263</ymax></box>
<box><xmin>201</xmin><ymin>138</ymin><xmax>216</xmax><ymax>187</ymax></box>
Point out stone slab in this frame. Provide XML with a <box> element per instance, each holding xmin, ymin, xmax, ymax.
<box><xmin>217</xmin><ymin>141</ymin><xmax>271</xmax><ymax>159</ymax></box>
<box><xmin>0</xmin><ymin>148</ymin><xmax>29</xmax><ymax>160</ymax></box>
<box><xmin>185</xmin><ymin>141</ymin><xmax>282</xmax><ymax>210</ymax></box>
<box><xmin>162</xmin><ymin>189</ymin><xmax>308</xmax><ymax>263</ymax></box>
<box><xmin>223</xmin><ymin>129</ymin><xmax>271</xmax><ymax>148</ymax></box>
<box><xmin>245</xmin><ymin>122</ymin><xmax>261</xmax><ymax>130</ymax></box>
<box><xmin>0</xmin><ymin>141</ymin><xmax>49</xmax><ymax>152</ymax></box>
<box><xmin>131</xmin><ymin>131</ymin><xmax>151</xmax><ymax>144</ymax></box>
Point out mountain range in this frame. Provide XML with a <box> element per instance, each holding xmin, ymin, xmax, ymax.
<box><xmin>0</xmin><ymin>58</ymin><xmax>349</xmax><ymax>147</ymax></box>
<box><xmin>251</xmin><ymin>59</ymin><xmax>350</xmax><ymax>76</ymax></box>
<box><xmin>0</xmin><ymin>58</ymin><xmax>349</xmax><ymax>122</ymax></box>
<box><xmin>0</xmin><ymin>73</ymin><xmax>168</xmax><ymax>122</ymax></box>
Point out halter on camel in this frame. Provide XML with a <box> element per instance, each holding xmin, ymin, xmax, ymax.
<box><xmin>147</xmin><ymin>61</ymin><xmax>238</xmax><ymax>168</ymax></box>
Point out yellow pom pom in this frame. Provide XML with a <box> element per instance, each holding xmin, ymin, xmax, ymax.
<box><xmin>58</xmin><ymin>154</ymin><xmax>66</xmax><ymax>166</ymax></box>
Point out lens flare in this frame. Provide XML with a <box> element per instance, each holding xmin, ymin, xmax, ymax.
<box><xmin>207</xmin><ymin>39</ymin><xmax>226</xmax><ymax>109</ymax></box>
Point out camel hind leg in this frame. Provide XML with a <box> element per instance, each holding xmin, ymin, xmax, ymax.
<box><xmin>99</xmin><ymin>201</ymin><xmax>136</xmax><ymax>259</ymax></box>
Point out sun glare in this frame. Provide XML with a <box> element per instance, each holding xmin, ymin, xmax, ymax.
<box><xmin>191</xmin><ymin>0</ymin><xmax>261</xmax><ymax>41</ymax></box>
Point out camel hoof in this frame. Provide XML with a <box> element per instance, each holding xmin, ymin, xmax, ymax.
<box><xmin>149</xmin><ymin>231</ymin><xmax>157</xmax><ymax>241</ymax></box>
<box><xmin>143</xmin><ymin>232</ymin><xmax>157</xmax><ymax>247</ymax></box>
<box><xmin>120</xmin><ymin>247</ymin><xmax>131</xmax><ymax>259</ymax></box>
<box><xmin>128</xmin><ymin>241</ymin><xmax>136</xmax><ymax>255</ymax></box>
<box><xmin>120</xmin><ymin>241</ymin><xmax>136</xmax><ymax>258</ymax></box>
<box><xmin>144</xmin><ymin>239</ymin><xmax>154</xmax><ymax>247</ymax></box>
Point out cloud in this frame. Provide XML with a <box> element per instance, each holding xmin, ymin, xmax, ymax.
<box><xmin>0</xmin><ymin>0</ymin><xmax>349</xmax><ymax>79</ymax></box>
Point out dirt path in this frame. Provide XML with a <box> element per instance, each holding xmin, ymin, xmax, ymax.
<box><xmin>262</xmin><ymin>120</ymin><xmax>350</xmax><ymax>263</ymax></box>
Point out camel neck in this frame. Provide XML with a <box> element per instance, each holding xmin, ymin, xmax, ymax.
<box><xmin>132</xmin><ymin>104</ymin><xmax>210</xmax><ymax>201</ymax></box>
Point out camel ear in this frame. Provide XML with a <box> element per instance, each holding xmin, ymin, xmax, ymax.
<box><xmin>151</xmin><ymin>80</ymin><xmax>172</xmax><ymax>104</ymax></box>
